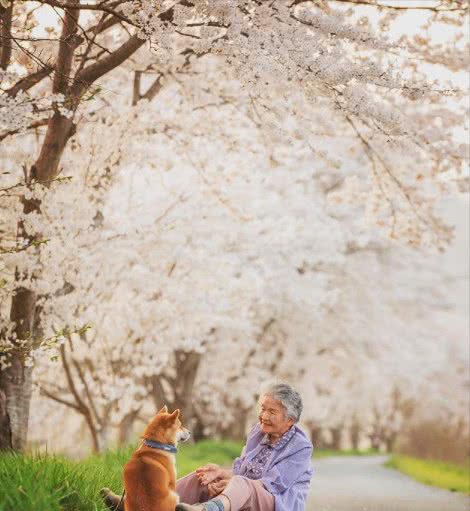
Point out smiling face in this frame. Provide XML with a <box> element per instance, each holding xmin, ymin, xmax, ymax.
<box><xmin>258</xmin><ymin>394</ymin><xmax>294</xmax><ymax>439</ymax></box>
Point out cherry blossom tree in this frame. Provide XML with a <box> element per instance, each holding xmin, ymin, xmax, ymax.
<box><xmin>26</xmin><ymin>64</ymin><xmax>343</xmax><ymax>450</ymax></box>
<box><xmin>1</xmin><ymin>0</ymin><xmax>468</xmax><ymax>452</ymax></box>
<box><xmin>30</xmin><ymin>78</ymin><xmax>468</xmax><ymax>451</ymax></box>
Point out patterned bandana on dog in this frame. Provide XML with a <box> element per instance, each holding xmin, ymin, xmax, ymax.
<box><xmin>143</xmin><ymin>439</ymin><xmax>177</xmax><ymax>453</ymax></box>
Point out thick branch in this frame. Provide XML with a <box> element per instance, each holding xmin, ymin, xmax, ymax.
<box><xmin>0</xmin><ymin>118</ymin><xmax>49</xmax><ymax>142</ymax></box>
<box><xmin>30</xmin><ymin>0</ymin><xmax>80</xmax><ymax>183</ymax></box>
<box><xmin>72</xmin><ymin>34</ymin><xmax>145</xmax><ymax>97</ymax></box>
<box><xmin>70</xmin><ymin>356</ymin><xmax>102</xmax><ymax>427</ymax></box>
<box><xmin>132</xmin><ymin>70</ymin><xmax>141</xmax><ymax>106</ymax></box>
<box><xmin>59</xmin><ymin>344</ymin><xmax>100</xmax><ymax>451</ymax></box>
<box><xmin>60</xmin><ymin>344</ymin><xmax>88</xmax><ymax>413</ymax></box>
<box><xmin>148</xmin><ymin>376</ymin><xmax>167</xmax><ymax>409</ymax></box>
<box><xmin>0</xmin><ymin>1</ymin><xmax>13</xmax><ymax>70</ymax></box>
<box><xmin>52</xmin><ymin>0</ymin><xmax>80</xmax><ymax>95</ymax></box>
<box><xmin>6</xmin><ymin>67</ymin><xmax>54</xmax><ymax>97</ymax></box>
<box><xmin>39</xmin><ymin>385</ymin><xmax>82</xmax><ymax>412</ymax></box>
<box><xmin>132</xmin><ymin>71</ymin><xmax>164</xmax><ymax>105</ymax></box>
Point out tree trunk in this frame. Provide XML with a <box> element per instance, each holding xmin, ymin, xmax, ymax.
<box><xmin>0</xmin><ymin>0</ymin><xmax>146</xmax><ymax>450</ymax></box>
<box><xmin>150</xmin><ymin>351</ymin><xmax>202</xmax><ymax>430</ymax></box>
<box><xmin>0</xmin><ymin>390</ymin><xmax>12</xmax><ymax>449</ymax></box>
<box><xmin>172</xmin><ymin>350</ymin><xmax>201</xmax><ymax>423</ymax></box>
<box><xmin>0</xmin><ymin>279</ymin><xmax>37</xmax><ymax>449</ymax></box>
<box><xmin>0</xmin><ymin>360</ymin><xmax>33</xmax><ymax>451</ymax></box>
<box><xmin>118</xmin><ymin>410</ymin><xmax>139</xmax><ymax>446</ymax></box>
<box><xmin>220</xmin><ymin>408</ymin><xmax>250</xmax><ymax>441</ymax></box>
<box><xmin>330</xmin><ymin>427</ymin><xmax>342</xmax><ymax>450</ymax></box>
<box><xmin>350</xmin><ymin>418</ymin><xmax>360</xmax><ymax>450</ymax></box>
<box><xmin>96</xmin><ymin>427</ymin><xmax>109</xmax><ymax>452</ymax></box>
<box><xmin>369</xmin><ymin>432</ymin><xmax>381</xmax><ymax>450</ymax></box>
<box><xmin>190</xmin><ymin>413</ymin><xmax>206</xmax><ymax>442</ymax></box>
<box><xmin>384</xmin><ymin>433</ymin><xmax>396</xmax><ymax>453</ymax></box>
<box><xmin>309</xmin><ymin>424</ymin><xmax>324</xmax><ymax>449</ymax></box>
<box><xmin>0</xmin><ymin>0</ymin><xmax>80</xmax><ymax>452</ymax></box>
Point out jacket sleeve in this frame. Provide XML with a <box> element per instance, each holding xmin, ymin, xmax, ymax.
<box><xmin>232</xmin><ymin>423</ymin><xmax>258</xmax><ymax>474</ymax></box>
<box><xmin>261</xmin><ymin>445</ymin><xmax>313</xmax><ymax>494</ymax></box>
<box><xmin>232</xmin><ymin>447</ymin><xmax>246</xmax><ymax>474</ymax></box>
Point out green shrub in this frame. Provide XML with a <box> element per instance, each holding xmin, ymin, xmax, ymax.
<box><xmin>386</xmin><ymin>455</ymin><xmax>470</xmax><ymax>494</ymax></box>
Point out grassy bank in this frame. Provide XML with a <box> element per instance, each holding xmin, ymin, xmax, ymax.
<box><xmin>0</xmin><ymin>440</ymin><xmax>243</xmax><ymax>511</ymax></box>
<box><xmin>386</xmin><ymin>455</ymin><xmax>470</xmax><ymax>494</ymax></box>
<box><xmin>0</xmin><ymin>440</ymin><xmax>379</xmax><ymax>511</ymax></box>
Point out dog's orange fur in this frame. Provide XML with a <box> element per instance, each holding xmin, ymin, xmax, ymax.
<box><xmin>123</xmin><ymin>406</ymin><xmax>189</xmax><ymax>511</ymax></box>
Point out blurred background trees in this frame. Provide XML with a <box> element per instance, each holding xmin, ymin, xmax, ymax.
<box><xmin>1</xmin><ymin>0</ymin><xmax>468</xmax><ymax>464</ymax></box>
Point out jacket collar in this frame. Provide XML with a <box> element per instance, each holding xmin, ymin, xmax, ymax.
<box><xmin>260</xmin><ymin>425</ymin><xmax>296</xmax><ymax>450</ymax></box>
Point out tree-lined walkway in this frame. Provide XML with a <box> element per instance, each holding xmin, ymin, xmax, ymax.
<box><xmin>307</xmin><ymin>455</ymin><xmax>469</xmax><ymax>511</ymax></box>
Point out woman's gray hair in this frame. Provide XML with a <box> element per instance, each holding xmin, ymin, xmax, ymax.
<box><xmin>260</xmin><ymin>382</ymin><xmax>303</xmax><ymax>423</ymax></box>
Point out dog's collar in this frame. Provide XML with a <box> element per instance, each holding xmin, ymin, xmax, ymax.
<box><xmin>143</xmin><ymin>439</ymin><xmax>177</xmax><ymax>453</ymax></box>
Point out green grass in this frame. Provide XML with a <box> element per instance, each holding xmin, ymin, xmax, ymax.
<box><xmin>0</xmin><ymin>440</ymin><xmax>380</xmax><ymax>511</ymax></box>
<box><xmin>0</xmin><ymin>440</ymin><xmax>243</xmax><ymax>511</ymax></box>
<box><xmin>0</xmin><ymin>451</ymin><xmax>100</xmax><ymax>511</ymax></box>
<box><xmin>386</xmin><ymin>454</ymin><xmax>470</xmax><ymax>494</ymax></box>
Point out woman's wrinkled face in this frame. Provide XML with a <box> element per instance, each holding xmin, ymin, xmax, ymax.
<box><xmin>258</xmin><ymin>394</ymin><xmax>294</xmax><ymax>437</ymax></box>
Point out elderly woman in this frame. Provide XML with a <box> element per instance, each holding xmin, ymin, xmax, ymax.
<box><xmin>102</xmin><ymin>382</ymin><xmax>313</xmax><ymax>511</ymax></box>
<box><xmin>176</xmin><ymin>382</ymin><xmax>313</xmax><ymax>511</ymax></box>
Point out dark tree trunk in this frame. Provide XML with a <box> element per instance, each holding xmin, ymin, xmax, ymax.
<box><xmin>369</xmin><ymin>432</ymin><xmax>381</xmax><ymax>450</ymax></box>
<box><xmin>172</xmin><ymin>351</ymin><xmax>201</xmax><ymax>423</ymax></box>
<box><xmin>149</xmin><ymin>351</ymin><xmax>202</xmax><ymax>431</ymax></box>
<box><xmin>0</xmin><ymin>390</ymin><xmax>12</xmax><ymax>449</ymax></box>
<box><xmin>220</xmin><ymin>408</ymin><xmax>250</xmax><ymax>441</ymax></box>
<box><xmin>190</xmin><ymin>414</ymin><xmax>206</xmax><ymax>442</ymax></box>
<box><xmin>0</xmin><ymin>0</ymin><xmax>80</xmax><ymax>452</ymax></box>
<box><xmin>0</xmin><ymin>361</ymin><xmax>33</xmax><ymax>451</ymax></box>
<box><xmin>309</xmin><ymin>424</ymin><xmax>324</xmax><ymax>449</ymax></box>
<box><xmin>0</xmin><ymin>281</ymin><xmax>37</xmax><ymax>450</ymax></box>
<box><xmin>384</xmin><ymin>434</ymin><xmax>396</xmax><ymax>453</ymax></box>
<box><xmin>350</xmin><ymin>418</ymin><xmax>360</xmax><ymax>450</ymax></box>
<box><xmin>330</xmin><ymin>427</ymin><xmax>342</xmax><ymax>450</ymax></box>
<box><xmin>118</xmin><ymin>410</ymin><xmax>140</xmax><ymax>446</ymax></box>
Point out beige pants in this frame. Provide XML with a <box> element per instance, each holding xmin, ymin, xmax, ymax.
<box><xmin>176</xmin><ymin>472</ymin><xmax>275</xmax><ymax>511</ymax></box>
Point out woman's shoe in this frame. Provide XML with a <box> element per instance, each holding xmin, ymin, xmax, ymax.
<box><xmin>99</xmin><ymin>487</ymin><xmax>125</xmax><ymax>511</ymax></box>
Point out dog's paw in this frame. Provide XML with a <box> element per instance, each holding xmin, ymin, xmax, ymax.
<box><xmin>99</xmin><ymin>487</ymin><xmax>111</xmax><ymax>498</ymax></box>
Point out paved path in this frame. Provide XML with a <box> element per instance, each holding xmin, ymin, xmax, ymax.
<box><xmin>306</xmin><ymin>455</ymin><xmax>469</xmax><ymax>511</ymax></box>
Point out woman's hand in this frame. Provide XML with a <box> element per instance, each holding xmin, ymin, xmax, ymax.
<box><xmin>207</xmin><ymin>478</ymin><xmax>229</xmax><ymax>497</ymax></box>
<box><xmin>196</xmin><ymin>463</ymin><xmax>222</xmax><ymax>486</ymax></box>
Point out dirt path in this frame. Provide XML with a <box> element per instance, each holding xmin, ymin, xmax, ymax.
<box><xmin>306</xmin><ymin>455</ymin><xmax>469</xmax><ymax>511</ymax></box>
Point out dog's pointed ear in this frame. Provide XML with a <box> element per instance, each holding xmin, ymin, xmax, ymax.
<box><xmin>158</xmin><ymin>405</ymin><xmax>168</xmax><ymax>414</ymax></box>
<box><xmin>169</xmin><ymin>409</ymin><xmax>180</xmax><ymax>421</ymax></box>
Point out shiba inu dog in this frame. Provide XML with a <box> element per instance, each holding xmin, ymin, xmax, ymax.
<box><xmin>123</xmin><ymin>405</ymin><xmax>190</xmax><ymax>511</ymax></box>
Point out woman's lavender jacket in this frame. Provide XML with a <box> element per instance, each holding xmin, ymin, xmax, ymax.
<box><xmin>232</xmin><ymin>422</ymin><xmax>314</xmax><ymax>511</ymax></box>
